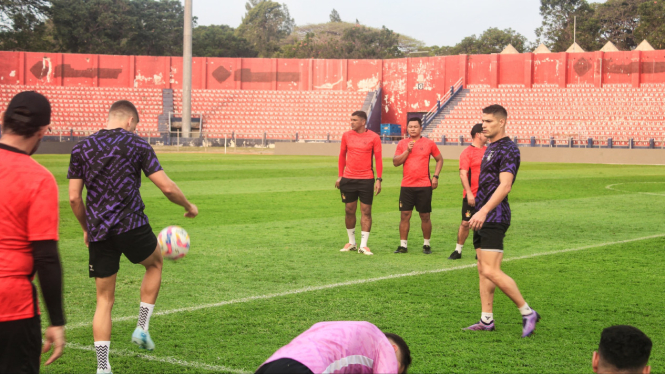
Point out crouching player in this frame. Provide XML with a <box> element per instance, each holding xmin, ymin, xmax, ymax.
<box><xmin>256</xmin><ymin>321</ymin><xmax>411</xmax><ymax>374</ymax></box>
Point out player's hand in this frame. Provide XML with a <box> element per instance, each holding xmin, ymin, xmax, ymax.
<box><xmin>467</xmin><ymin>194</ymin><xmax>476</xmax><ymax>207</ymax></box>
<box><xmin>469</xmin><ymin>209</ymin><xmax>486</xmax><ymax>231</ymax></box>
<box><xmin>375</xmin><ymin>180</ymin><xmax>382</xmax><ymax>196</ymax></box>
<box><xmin>432</xmin><ymin>178</ymin><xmax>439</xmax><ymax>190</ymax></box>
<box><xmin>83</xmin><ymin>231</ymin><xmax>89</xmax><ymax>247</ymax></box>
<box><xmin>185</xmin><ymin>203</ymin><xmax>198</xmax><ymax>218</ymax></box>
<box><xmin>42</xmin><ymin>325</ymin><xmax>65</xmax><ymax>365</ymax></box>
<box><xmin>407</xmin><ymin>141</ymin><xmax>415</xmax><ymax>152</ymax></box>
<box><xmin>335</xmin><ymin>177</ymin><xmax>342</xmax><ymax>189</ymax></box>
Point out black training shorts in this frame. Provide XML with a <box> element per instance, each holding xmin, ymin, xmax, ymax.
<box><xmin>89</xmin><ymin>224</ymin><xmax>158</xmax><ymax>278</ymax></box>
<box><xmin>0</xmin><ymin>315</ymin><xmax>41</xmax><ymax>374</ymax></box>
<box><xmin>473</xmin><ymin>222</ymin><xmax>510</xmax><ymax>251</ymax></box>
<box><xmin>255</xmin><ymin>358</ymin><xmax>313</xmax><ymax>374</ymax></box>
<box><xmin>340</xmin><ymin>178</ymin><xmax>375</xmax><ymax>205</ymax></box>
<box><xmin>461</xmin><ymin>196</ymin><xmax>478</xmax><ymax>222</ymax></box>
<box><xmin>399</xmin><ymin>186</ymin><xmax>433</xmax><ymax>213</ymax></box>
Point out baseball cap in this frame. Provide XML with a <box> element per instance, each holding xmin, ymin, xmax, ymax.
<box><xmin>3</xmin><ymin>91</ymin><xmax>51</xmax><ymax>134</ymax></box>
<box><xmin>470</xmin><ymin>123</ymin><xmax>483</xmax><ymax>137</ymax></box>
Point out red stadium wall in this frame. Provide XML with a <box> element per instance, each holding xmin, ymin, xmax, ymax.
<box><xmin>2</xmin><ymin>50</ymin><xmax>665</xmax><ymax>125</ymax></box>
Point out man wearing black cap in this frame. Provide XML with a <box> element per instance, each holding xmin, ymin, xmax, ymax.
<box><xmin>0</xmin><ymin>91</ymin><xmax>66</xmax><ymax>372</ymax></box>
<box><xmin>448</xmin><ymin>123</ymin><xmax>487</xmax><ymax>260</ymax></box>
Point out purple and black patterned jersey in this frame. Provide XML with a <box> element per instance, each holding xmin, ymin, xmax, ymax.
<box><xmin>476</xmin><ymin>136</ymin><xmax>520</xmax><ymax>224</ymax></box>
<box><xmin>67</xmin><ymin>128</ymin><xmax>163</xmax><ymax>242</ymax></box>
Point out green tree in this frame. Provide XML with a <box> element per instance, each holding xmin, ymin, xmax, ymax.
<box><xmin>634</xmin><ymin>0</ymin><xmax>665</xmax><ymax>49</ymax></box>
<box><xmin>51</xmin><ymin>0</ymin><xmax>135</xmax><ymax>54</ymax></box>
<box><xmin>329</xmin><ymin>8</ymin><xmax>341</xmax><ymax>23</ymax></box>
<box><xmin>126</xmin><ymin>0</ymin><xmax>187</xmax><ymax>56</ymax></box>
<box><xmin>339</xmin><ymin>26</ymin><xmax>403</xmax><ymax>59</ymax></box>
<box><xmin>428</xmin><ymin>28</ymin><xmax>530</xmax><ymax>56</ymax></box>
<box><xmin>535</xmin><ymin>0</ymin><xmax>600</xmax><ymax>52</ymax></box>
<box><xmin>0</xmin><ymin>8</ymin><xmax>52</xmax><ymax>51</ymax></box>
<box><xmin>193</xmin><ymin>25</ymin><xmax>257</xmax><ymax>57</ymax></box>
<box><xmin>593</xmin><ymin>0</ymin><xmax>645</xmax><ymax>50</ymax></box>
<box><xmin>0</xmin><ymin>0</ymin><xmax>48</xmax><ymax>31</ymax></box>
<box><xmin>237</xmin><ymin>0</ymin><xmax>294</xmax><ymax>57</ymax></box>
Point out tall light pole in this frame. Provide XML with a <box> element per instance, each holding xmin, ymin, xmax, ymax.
<box><xmin>182</xmin><ymin>0</ymin><xmax>192</xmax><ymax>138</ymax></box>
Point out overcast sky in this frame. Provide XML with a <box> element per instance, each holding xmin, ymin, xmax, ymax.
<box><xmin>190</xmin><ymin>0</ymin><xmax>606</xmax><ymax>47</ymax></box>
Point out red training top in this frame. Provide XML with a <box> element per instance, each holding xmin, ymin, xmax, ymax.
<box><xmin>0</xmin><ymin>144</ymin><xmax>59</xmax><ymax>323</ymax></box>
<box><xmin>395</xmin><ymin>137</ymin><xmax>441</xmax><ymax>187</ymax></box>
<box><xmin>338</xmin><ymin>130</ymin><xmax>383</xmax><ymax>179</ymax></box>
<box><xmin>459</xmin><ymin>144</ymin><xmax>487</xmax><ymax>198</ymax></box>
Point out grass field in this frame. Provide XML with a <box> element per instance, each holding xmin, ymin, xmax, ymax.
<box><xmin>33</xmin><ymin>153</ymin><xmax>665</xmax><ymax>374</ymax></box>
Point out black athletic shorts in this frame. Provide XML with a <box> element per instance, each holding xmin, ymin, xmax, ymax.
<box><xmin>0</xmin><ymin>315</ymin><xmax>41</xmax><ymax>374</ymax></box>
<box><xmin>462</xmin><ymin>196</ymin><xmax>478</xmax><ymax>222</ymax></box>
<box><xmin>89</xmin><ymin>224</ymin><xmax>158</xmax><ymax>278</ymax></box>
<box><xmin>473</xmin><ymin>222</ymin><xmax>510</xmax><ymax>251</ymax></box>
<box><xmin>340</xmin><ymin>178</ymin><xmax>375</xmax><ymax>205</ymax></box>
<box><xmin>399</xmin><ymin>186</ymin><xmax>433</xmax><ymax>213</ymax></box>
<box><xmin>255</xmin><ymin>358</ymin><xmax>313</xmax><ymax>374</ymax></box>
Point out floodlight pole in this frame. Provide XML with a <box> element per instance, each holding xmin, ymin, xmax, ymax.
<box><xmin>573</xmin><ymin>16</ymin><xmax>577</xmax><ymax>46</ymax></box>
<box><xmin>182</xmin><ymin>0</ymin><xmax>193</xmax><ymax>138</ymax></box>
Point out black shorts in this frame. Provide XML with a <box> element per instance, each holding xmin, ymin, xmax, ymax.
<box><xmin>89</xmin><ymin>224</ymin><xmax>158</xmax><ymax>278</ymax></box>
<box><xmin>340</xmin><ymin>178</ymin><xmax>375</xmax><ymax>205</ymax></box>
<box><xmin>473</xmin><ymin>222</ymin><xmax>510</xmax><ymax>251</ymax></box>
<box><xmin>399</xmin><ymin>187</ymin><xmax>433</xmax><ymax>213</ymax></box>
<box><xmin>0</xmin><ymin>315</ymin><xmax>41</xmax><ymax>374</ymax></box>
<box><xmin>462</xmin><ymin>197</ymin><xmax>478</xmax><ymax>222</ymax></box>
<box><xmin>255</xmin><ymin>358</ymin><xmax>313</xmax><ymax>374</ymax></box>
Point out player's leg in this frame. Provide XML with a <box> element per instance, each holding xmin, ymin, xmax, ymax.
<box><xmin>464</xmin><ymin>231</ymin><xmax>495</xmax><ymax>331</ymax></box>
<box><xmin>419</xmin><ymin>187</ymin><xmax>433</xmax><ymax>254</ymax></box>
<box><xmin>93</xmin><ymin>274</ymin><xmax>117</xmax><ymax>374</ymax></box>
<box><xmin>0</xmin><ymin>316</ymin><xmax>41</xmax><ymax>374</ymax></box>
<box><xmin>396</xmin><ymin>210</ymin><xmax>411</xmax><ymax>253</ymax></box>
<box><xmin>357</xmin><ymin>179</ymin><xmax>374</xmax><ymax>255</ymax></box>
<box><xmin>450</xmin><ymin>198</ymin><xmax>472</xmax><ymax>259</ymax></box>
<box><xmin>340</xmin><ymin>179</ymin><xmax>359</xmax><ymax>252</ymax></box>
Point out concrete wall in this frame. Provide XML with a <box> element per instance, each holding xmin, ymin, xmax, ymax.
<box><xmin>3</xmin><ymin>50</ymin><xmax>665</xmax><ymax>131</ymax></box>
<box><xmin>275</xmin><ymin>142</ymin><xmax>665</xmax><ymax>165</ymax></box>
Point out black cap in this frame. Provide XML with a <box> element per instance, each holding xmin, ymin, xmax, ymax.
<box><xmin>4</xmin><ymin>91</ymin><xmax>51</xmax><ymax>131</ymax></box>
<box><xmin>471</xmin><ymin>123</ymin><xmax>483</xmax><ymax>137</ymax></box>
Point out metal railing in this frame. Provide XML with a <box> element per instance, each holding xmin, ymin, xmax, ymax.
<box><xmin>422</xmin><ymin>77</ymin><xmax>464</xmax><ymax>129</ymax></box>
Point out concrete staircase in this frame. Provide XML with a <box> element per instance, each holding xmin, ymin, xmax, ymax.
<box><xmin>422</xmin><ymin>89</ymin><xmax>470</xmax><ymax>139</ymax></box>
<box><xmin>158</xmin><ymin>89</ymin><xmax>174</xmax><ymax>133</ymax></box>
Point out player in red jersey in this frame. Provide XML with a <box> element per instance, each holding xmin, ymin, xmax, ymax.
<box><xmin>336</xmin><ymin>111</ymin><xmax>383</xmax><ymax>255</ymax></box>
<box><xmin>0</xmin><ymin>92</ymin><xmax>66</xmax><ymax>373</ymax></box>
<box><xmin>449</xmin><ymin>123</ymin><xmax>487</xmax><ymax>260</ymax></box>
<box><xmin>393</xmin><ymin>117</ymin><xmax>443</xmax><ymax>254</ymax></box>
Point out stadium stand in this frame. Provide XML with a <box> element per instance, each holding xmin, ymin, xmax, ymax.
<box><xmin>426</xmin><ymin>83</ymin><xmax>665</xmax><ymax>147</ymax></box>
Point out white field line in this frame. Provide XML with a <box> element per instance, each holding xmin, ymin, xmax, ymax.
<box><xmin>66</xmin><ymin>342</ymin><xmax>249</xmax><ymax>374</ymax></box>
<box><xmin>66</xmin><ymin>233</ymin><xmax>665</xmax><ymax>331</ymax></box>
<box><xmin>606</xmin><ymin>182</ymin><xmax>665</xmax><ymax>196</ymax></box>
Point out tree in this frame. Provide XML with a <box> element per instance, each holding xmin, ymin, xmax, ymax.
<box><xmin>237</xmin><ymin>0</ymin><xmax>294</xmax><ymax>57</ymax></box>
<box><xmin>125</xmin><ymin>0</ymin><xmax>188</xmax><ymax>56</ymax></box>
<box><xmin>634</xmin><ymin>0</ymin><xmax>665</xmax><ymax>49</ymax></box>
<box><xmin>193</xmin><ymin>25</ymin><xmax>257</xmax><ymax>57</ymax></box>
<box><xmin>535</xmin><ymin>0</ymin><xmax>600</xmax><ymax>52</ymax></box>
<box><xmin>329</xmin><ymin>9</ymin><xmax>341</xmax><ymax>23</ymax></box>
<box><xmin>0</xmin><ymin>0</ymin><xmax>48</xmax><ymax>31</ymax></box>
<box><xmin>339</xmin><ymin>26</ymin><xmax>403</xmax><ymax>59</ymax></box>
<box><xmin>427</xmin><ymin>28</ymin><xmax>530</xmax><ymax>56</ymax></box>
<box><xmin>593</xmin><ymin>0</ymin><xmax>644</xmax><ymax>50</ymax></box>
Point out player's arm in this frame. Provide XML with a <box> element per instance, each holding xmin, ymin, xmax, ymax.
<box><xmin>393</xmin><ymin>142</ymin><xmax>412</xmax><ymax>166</ymax></box>
<box><xmin>32</xmin><ymin>240</ymin><xmax>66</xmax><ymax>365</ymax></box>
<box><xmin>374</xmin><ymin>137</ymin><xmax>383</xmax><ymax>196</ymax></box>
<box><xmin>431</xmin><ymin>153</ymin><xmax>443</xmax><ymax>190</ymax></box>
<box><xmin>68</xmin><ymin>179</ymin><xmax>89</xmax><ymax>246</ymax></box>
<box><xmin>459</xmin><ymin>170</ymin><xmax>475</xmax><ymax>205</ymax></box>
<box><xmin>336</xmin><ymin>135</ymin><xmax>347</xmax><ymax>189</ymax></box>
<box><xmin>469</xmin><ymin>172</ymin><xmax>514</xmax><ymax>231</ymax></box>
<box><xmin>148</xmin><ymin>170</ymin><xmax>198</xmax><ymax>218</ymax></box>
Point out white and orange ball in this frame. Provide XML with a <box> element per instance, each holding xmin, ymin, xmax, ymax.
<box><xmin>158</xmin><ymin>226</ymin><xmax>190</xmax><ymax>260</ymax></box>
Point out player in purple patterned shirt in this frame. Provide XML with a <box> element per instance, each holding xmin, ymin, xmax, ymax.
<box><xmin>464</xmin><ymin>104</ymin><xmax>540</xmax><ymax>338</ymax></box>
<box><xmin>68</xmin><ymin>101</ymin><xmax>198</xmax><ymax>373</ymax></box>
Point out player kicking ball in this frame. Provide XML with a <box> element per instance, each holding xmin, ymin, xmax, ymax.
<box><xmin>393</xmin><ymin>117</ymin><xmax>443</xmax><ymax>254</ymax></box>
<box><xmin>68</xmin><ymin>101</ymin><xmax>198</xmax><ymax>373</ymax></box>
<box><xmin>336</xmin><ymin>111</ymin><xmax>383</xmax><ymax>255</ymax></box>
<box><xmin>449</xmin><ymin>123</ymin><xmax>487</xmax><ymax>260</ymax></box>
<box><xmin>464</xmin><ymin>105</ymin><xmax>540</xmax><ymax>337</ymax></box>
<box><xmin>255</xmin><ymin>321</ymin><xmax>411</xmax><ymax>374</ymax></box>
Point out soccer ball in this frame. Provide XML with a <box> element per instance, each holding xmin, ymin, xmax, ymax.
<box><xmin>158</xmin><ymin>226</ymin><xmax>190</xmax><ymax>260</ymax></box>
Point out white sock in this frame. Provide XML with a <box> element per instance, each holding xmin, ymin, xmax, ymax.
<box><xmin>400</xmin><ymin>240</ymin><xmax>407</xmax><ymax>248</ymax></box>
<box><xmin>137</xmin><ymin>302</ymin><xmax>155</xmax><ymax>331</ymax></box>
<box><xmin>518</xmin><ymin>303</ymin><xmax>533</xmax><ymax>316</ymax></box>
<box><xmin>347</xmin><ymin>228</ymin><xmax>356</xmax><ymax>245</ymax></box>
<box><xmin>94</xmin><ymin>341</ymin><xmax>111</xmax><ymax>372</ymax></box>
<box><xmin>424</xmin><ymin>239</ymin><xmax>430</xmax><ymax>246</ymax></box>
<box><xmin>481</xmin><ymin>312</ymin><xmax>494</xmax><ymax>325</ymax></box>
<box><xmin>455</xmin><ymin>243</ymin><xmax>463</xmax><ymax>253</ymax></box>
<box><xmin>360</xmin><ymin>231</ymin><xmax>370</xmax><ymax>248</ymax></box>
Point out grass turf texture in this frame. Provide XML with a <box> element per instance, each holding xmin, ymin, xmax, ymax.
<box><xmin>33</xmin><ymin>154</ymin><xmax>664</xmax><ymax>374</ymax></box>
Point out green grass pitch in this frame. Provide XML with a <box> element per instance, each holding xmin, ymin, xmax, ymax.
<box><xmin>33</xmin><ymin>153</ymin><xmax>664</xmax><ymax>374</ymax></box>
